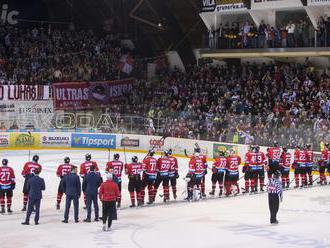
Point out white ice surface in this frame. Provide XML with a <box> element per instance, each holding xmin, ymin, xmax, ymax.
<box><xmin>0</xmin><ymin>150</ymin><xmax>329</xmax><ymax>248</ymax></box>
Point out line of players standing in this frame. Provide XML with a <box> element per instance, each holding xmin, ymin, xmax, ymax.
<box><xmin>0</xmin><ymin>142</ymin><xmax>330</xmax><ymax>213</ymax></box>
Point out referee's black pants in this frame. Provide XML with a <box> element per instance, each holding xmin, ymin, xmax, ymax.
<box><xmin>268</xmin><ymin>193</ymin><xmax>279</xmax><ymax>223</ymax></box>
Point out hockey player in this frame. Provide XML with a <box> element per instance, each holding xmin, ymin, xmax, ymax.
<box><xmin>56</xmin><ymin>157</ymin><xmax>73</xmax><ymax>210</ymax></box>
<box><xmin>225</xmin><ymin>149</ymin><xmax>241</xmax><ymax>196</ymax></box>
<box><xmin>209</xmin><ymin>151</ymin><xmax>227</xmax><ymax>197</ymax></box>
<box><xmin>126</xmin><ymin>156</ymin><xmax>143</xmax><ymax>207</ymax></box>
<box><xmin>141</xmin><ymin>150</ymin><xmax>157</xmax><ymax>204</ymax></box>
<box><xmin>319</xmin><ymin>143</ymin><xmax>329</xmax><ymax>185</ymax></box>
<box><xmin>267</xmin><ymin>141</ymin><xmax>281</xmax><ymax>178</ymax></box>
<box><xmin>255</xmin><ymin>145</ymin><xmax>267</xmax><ymax>191</ymax></box>
<box><xmin>195</xmin><ymin>147</ymin><xmax>208</xmax><ymax>197</ymax></box>
<box><xmin>279</xmin><ymin>146</ymin><xmax>291</xmax><ymax>188</ymax></box>
<box><xmin>21</xmin><ymin>155</ymin><xmax>42</xmax><ymax>211</ymax></box>
<box><xmin>243</xmin><ymin>146</ymin><xmax>258</xmax><ymax>193</ymax></box>
<box><xmin>305</xmin><ymin>144</ymin><xmax>314</xmax><ymax>185</ymax></box>
<box><xmin>168</xmin><ymin>149</ymin><xmax>179</xmax><ymax>200</ymax></box>
<box><xmin>0</xmin><ymin>159</ymin><xmax>15</xmax><ymax>214</ymax></box>
<box><xmin>155</xmin><ymin>150</ymin><xmax>171</xmax><ymax>202</ymax></box>
<box><xmin>105</xmin><ymin>154</ymin><xmax>124</xmax><ymax>208</ymax></box>
<box><xmin>80</xmin><ymin>154</ymin><xmax>99</xmax><ymax>208</ymax></box>
<box><xmin>186</xmin><ymin>150</ymin><xmax>205</xmax><ymax>201</ymax></box>
<box><xmin>293</xmin><ymin>145</ymin><xmax>307</xmax><ymax>188</ymax></box>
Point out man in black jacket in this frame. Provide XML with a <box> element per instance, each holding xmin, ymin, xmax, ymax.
<box><xmin>82</xmin><ymin>165</ymin><xmax>102</xmax><ymax>222</ymax></box>
<box><xmin>62</xmin><ymin>165</ymin><xmax>81</xmax><ymax>223</ymax></box>
<box><xmin>22</xmin><ymin>168</ymin><xmax>45</xmax><ymax>225</ymax></box>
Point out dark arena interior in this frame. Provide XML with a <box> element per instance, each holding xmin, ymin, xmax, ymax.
<box><xmin>0</xmin><ymin>0</ymin><xmax>330</xmax><ymax>247</ymax></box>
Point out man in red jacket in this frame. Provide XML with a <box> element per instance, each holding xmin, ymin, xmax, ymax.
<box><xmin>99</xmin><ymin>173</ymin><xmax>120</xmax><ymax>232</ymax></box>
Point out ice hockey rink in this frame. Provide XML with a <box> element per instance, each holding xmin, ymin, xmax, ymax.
<box><xmin>0</xmin><ymin>149</ymin><xmax>330</xmax><ymax>248</ymax></box>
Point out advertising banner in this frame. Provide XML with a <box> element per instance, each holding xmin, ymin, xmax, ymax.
<box><xmin>201</xmin><ymin>0</ymin><xmax>246</xmax><ymax>12</ymax></box>
<box><xmin>0</xmin><ymin>100</ymin><xmax>54</xmax><ymax>130</ymax></box>
<box><xmin>71</xmin><ymin>133</ymin><xmax>116</xmax><ymax>149</ymax></box>
<box><xmin>213</xmin><ymin>143</ymin><xmax>238</xmax><ymax>158</ymax></box>
<box><xmin>251</xmin><ymin>0</ymin><xmax>303</xmax><ymax>9</ymax></box>
<box><xmin>308</xmin><ymin>0</ymin><xmax>330</xmax><ymax>6</ymax></box>
<box><xmin>9</xmin><ymin>132</ymin><xmax>41</xmax><ymax>148</ymax></box>
<box><xmin>53</xmin><ymin>79</ymin><xmax>136</xmax><ymax>110</ymax></box>
<box><xmin>0</xmin><ymin>134</ymin><xmax>9</xmax><ymax>147</ymax></box>
<box><xmin>0</xmin><ymin>85</ymin><xmax>49</xmax><ymax>101</ymax></box>
<box><xmin>41</xmin><ymin>133</ymin><xmax>71</xmax><ymax>148</ymax></box>
<box><xmin>121</xmin><ymin>137</ymin><xmax>140</xmax><ymax>147</ymax></box>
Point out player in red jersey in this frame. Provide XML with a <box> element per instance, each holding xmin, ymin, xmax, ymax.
<box><xmin>267</xmin><ymin>141</ymin><xmax>281</xmax><ymax>178</ymax></box>
<box><xmin>243</xmin><ymin>146</ymin><xmax>258</xmax><ymax>193</ymax></box>
<box><xmin>194</xmin><ymin>147</ymin><xmax>208</xmax><ymax>197</ymax></box>
<box><xmin>279</xmin><ymin>146</ymin><xmax>291</xmax><ymax>188</ymax></box>
<box><xmin>56</xmin><ymin>157</ymin><xmax>73</xmax><ymax>210</ymax></box>
<box><xmin>106</xmin><ymin>153</ymin><xmax>124</xmax><ymax>208</ymax></box>
<box><xmin>293</xmin><ymin>145</ymin><xmax>307</xmax><ymax>188</ymax></box>
<box><xmin>209</xmin><ymin>151</ymin><xmax>227</xmax><ymax>197</ymax></box>
<box><xmin>319</xmin><ymin>143</ymin><xmax>330</xmax><ymax>185</ymax></box>
<box><xmin>168</xmin><ymin>149</ymin><xmax>179</xmax><ymax>200</ymax></box>
<box><xmin>155</xmin><ymin>150</ymin><xmax>171</xmax><ymax>202</ymax></box>
<box><xmin>255</xmin><ymin>145</ymin><xmax>267</xmax><ymax>191</ymax></box>
<box><xmin>126</xmin><ymin>156</ymin><xmax>143</xmax><ymax>207</ymax></box>
<box><xmin>186</xmin><ymin>150</ymin><xmax>205</xmax><ymax>201</ymax></box>
<box><xmin>141</xmin><ymin>150</ymin><xmax>157</xmax><ymax>204</ymax></box>
<box><xmin>305</xmin><ymin>144</ymin><xmax>314</xmax><ymax>185</ymax></box>
<box><xmin>225</xmin><ymin>150</ymin><xmax>241</xmax><ymax>196</ymax></box>
<box><xmin>21</xmin><ymin>155</ymin><xmax>42</xmax><ymax>211</ymax></box>
<box><xmin>0</xmin><ymin>159</ymin><xmax>15</xmax><ymax>214</ymax></box>
<box><xmin>80</xmin><ymin>153</ymin><xmax>99</xmax><ymax>208</ymax></box>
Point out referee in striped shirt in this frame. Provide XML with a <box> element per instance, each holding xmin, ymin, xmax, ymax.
<box><xmin>267</xmin><ymin>170</ymin><xmax>283</xmax><ymax>224</ymax></box>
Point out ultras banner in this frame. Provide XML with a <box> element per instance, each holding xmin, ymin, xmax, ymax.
<box><xmin>52</xmin><ymin>79</ymin><xmax>135</xmax><ymax>110</ymax></box>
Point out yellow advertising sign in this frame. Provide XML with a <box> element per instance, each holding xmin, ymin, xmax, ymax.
<box><xmin>9</xmin><ymin>132</ymin><xmax>41</xmax><ymax>148</ymax></box>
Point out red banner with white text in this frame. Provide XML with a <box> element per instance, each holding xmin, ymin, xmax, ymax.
<box><xmin>52</xmin><ymin>79</ymin><xmax>135</xmax><ymax>110</ymax></box>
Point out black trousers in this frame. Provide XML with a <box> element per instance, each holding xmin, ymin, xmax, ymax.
<box><xmin>25</xmin><ymin>198</ymin><xmax>41</xmax><ymax>224</ymax></box>
<box><xmin>102</xmin><ymin>201</ymin><xmax>117</xmax><ymax>228</ymax></box>
<box><xmin>268</xmin><ymin>193</ymin><xmax>279</xmax><ymax>223</ymax></box>
<box><xmin>64</xmin><ymin>195</ymin><xmax>79</xmax><ymax>221</ymax></box>
<box><xmin>86</xmin><ymin>194</ymin><xmax>99</xmax><ymax>220</ymax></box>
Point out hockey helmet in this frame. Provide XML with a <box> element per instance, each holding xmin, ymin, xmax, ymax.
<box><xmin>132</xmin><ymin>156</ymin><xmax>138</xmax><ymax>163</ymax></box>
<box><xmin>168</xmin><ymin>149</ymin><xmax>173</xmax><ymax>155</ymax></box>
<box><xmin>2</xmin><ymin>159</ymin><xmax>8</xmax><ymax>166</ymax></box>
<box><xmin>149</xmin><ymin>149</ymin><xmax>155</xmax><ymax>157</ymax></box>
<box><xmin>194</xmin><ymin>147</ymin><xmax>201</xmax><ymax>153</ymax></box>
<box><xmin>282</xmin><ymin>146</ymin><xmax>288</xmax><ymax>152</ymax></box>
<box><xmin>85</xmin><ymin>153</ymin><xmax>92</xmax><ymax>161</ymax></box>
<box><xmin>114</xmin><ymin>153</ymin><xmax>120</xmax><ymax>160</ymax></box>
<box><xmin>274</xmin><ymin>141</ymin><xmax>279</xmax><ymax>147</ymax></box>
<box><xmin>219</xmin><ymin>151</ymin><xmax>225</xmax><ymax>157</ymax></box>
<box><xmin>32</xmin><ymin>155</ymin><xmax>39</xmax><ymax>163</ymax></box>
<box><xmin>64</xmin><ymin>157</ymin><xmax>70</xmax><ymax>164</ymax></box>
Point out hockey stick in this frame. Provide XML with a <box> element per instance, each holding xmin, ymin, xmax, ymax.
<box><xmin>107</xmin><ymin>149</ymin><xmax>111</xmax><ymax>162</ymax></box>
<box><xmin>143</xmin><ymin>135</ymin><xmax>168</xmax><ymax>161</ymax></box>
<box><xmin>121</xmin><ymin>129</ymin><xmax>127</xmax><ymax>164</ymax></box>
<box><xmin>27</xmin><ymin>131</ymin><xmax>32</xmax><ymax>161</ymax></box>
